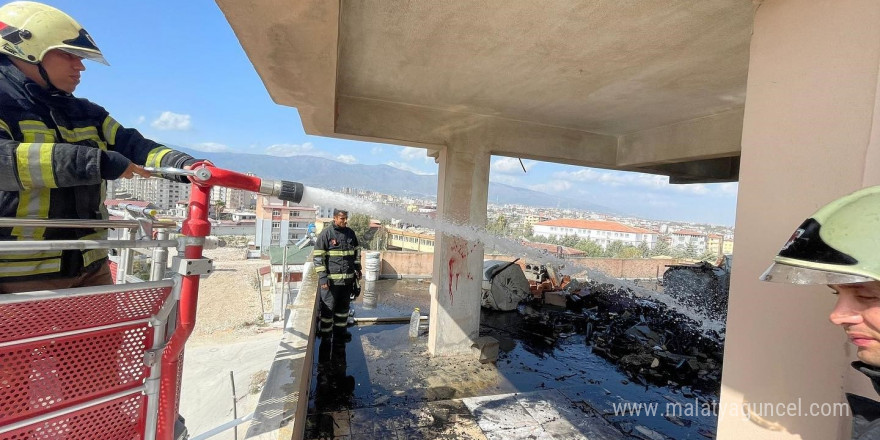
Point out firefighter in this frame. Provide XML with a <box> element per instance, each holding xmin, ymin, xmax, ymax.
<box><xmin>0</xmin><ymin>1</ymin><xmax>202</xmax><ymax>294</ymax></box>
<box><xmin>760</xmin><ymin>185</ymin><xmax>880</xmax><ymax>439</ymax></box>
<box><xmin>314</xmin><ymin>209</ymin><xmax>362</xmax><ymax>342</ymax></box>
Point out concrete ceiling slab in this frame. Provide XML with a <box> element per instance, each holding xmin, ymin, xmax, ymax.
<box><xmin>217</xmin><ymin>0</ymin><xmax>755</xmax><ymax>182</ymax></box>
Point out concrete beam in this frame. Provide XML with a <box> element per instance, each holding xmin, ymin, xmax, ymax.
<box><xmin>641</xmin><ymin>157</ymin><xmax>740</xmax><ymax>184</ymax></box>
<box><xmin>616</xmin><ymin>108</ymin><xmax>744</xmax><ymax>167</ymax></box>
<box><xmin>215</xmin><ymin>0</ymin><xmax>338</xmax><ymax>135</ymax></box>
<box><xmin>336</xmin><ymin>96</ymin><xmax>618</xmax><ymax>167</ymax></box>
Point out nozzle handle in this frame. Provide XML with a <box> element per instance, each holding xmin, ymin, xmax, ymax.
<box><xmin>279</xmin><ymin>180</ymin><xmax>304</xmax><ymax>203</ymax></box>
<box><xmin>259</xmin><ymin>179</ymin><xmax>304</xmax><ymax>203</ymax></box>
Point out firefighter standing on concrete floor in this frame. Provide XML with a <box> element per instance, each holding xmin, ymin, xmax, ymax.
<box><xmin>760</xmin><ymin>185</ymin><xmax>880</xmax><ymax>439</ymax></box>
<box><xmin>314</xmin><ymin>209</ymin><xmax>362</xmax><ymax>342</ymax></box>
<box><xmin>0</xmin><ymin>1</ymin><xmax>202</xmax><ymax>294</ymax></box>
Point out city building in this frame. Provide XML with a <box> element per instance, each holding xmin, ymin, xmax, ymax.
<box><xmin>387</xmin><ymin>227</ymin><xmax>436</xmax><ymax>253</ymax></box>
<box><xmin>254</xmin><ymin>195</ymin><xmax>317</xmax><ymax>254</ymax></box>
<box><xmin>532</xmin><ymin>219</ymin><xmax>657</xmax><ymax>250</ymax></box>
<box><xmin>210</xmin><ymin>182</ymin><xmax>255</xmax><ymax>212</ymax></box>
<box><xmin>670</xmin><ymin>230</ymin><xmax>708</xmax><ymax>254</ymax></box>
<box><xmin>722</xmin><ymin>235</ymin><xmax>735</xmax><ymax>255</ymax></box>
<box><xmin>707</xmin><ymin>234</ymin><xmax>724</xmax><ymax>257</ymax></box>
<box><xmin>113</xmin><ymin>175</ymin><xmax>191</xmax><ymax>212</ymax></box>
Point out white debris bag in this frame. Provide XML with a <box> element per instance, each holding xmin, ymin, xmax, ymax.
<box><xmin>481</xmin><ymin>260</ymin><xmax>531</xmax><ymax>311</ymax></box>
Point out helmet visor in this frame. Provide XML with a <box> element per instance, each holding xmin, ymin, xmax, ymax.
<box><xmin>760</xmin><ymin>262</ymin><xmax>874</xmax><ymax>285</ymax></box>
<box><xmin>58</xmin><ymin>47</ymin><xmax>108</xmax><ymax>66</ymax></box>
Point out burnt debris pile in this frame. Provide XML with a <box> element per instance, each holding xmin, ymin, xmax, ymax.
<box><xmin>521</xmin><ymin>280</ymin><xmax>724</xmax><ymax>393</ymax></box>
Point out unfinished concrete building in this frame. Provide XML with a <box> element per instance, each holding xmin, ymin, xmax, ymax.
<box><xmin>216</xmin><ymin>1</ymin><xmax>880</xmax><ymax>438</ymax></box>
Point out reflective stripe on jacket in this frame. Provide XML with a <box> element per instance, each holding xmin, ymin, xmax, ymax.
<box><xmin>0</xmin><ymin>57</ymin><xmax>195</xmax><ymax>281</ymax></box>
<box><xmin>313</xmin><ymin>225</ymin><xmax>361</xmax><ymax>286</ymax></box>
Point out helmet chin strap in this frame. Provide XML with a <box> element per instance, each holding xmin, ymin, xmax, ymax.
<box><xmin>36</xmin><ymin>62</ymin><xmax>64</xmax><ymax>94</ymax></box>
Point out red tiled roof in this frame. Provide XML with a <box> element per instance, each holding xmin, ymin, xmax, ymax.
<box><xmin>534</xmin><ymin>219</ymin><xmax>655</xmax><ymax>234</ymax></box>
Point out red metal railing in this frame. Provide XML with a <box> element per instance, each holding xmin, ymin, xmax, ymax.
<box><xmin>0</xmin><ymin>165</ymin><xmax>305</xmax><ymax>440</ymax></box>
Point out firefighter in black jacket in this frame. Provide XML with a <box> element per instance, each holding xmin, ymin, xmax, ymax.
<box><xmin>314</xmin><ymin>209</ymin><xmax>362</xmax><ymax>342</ymax></box>
<box><xmin>0</xmin><ymin>2</ymin><xmax>201</xmax><ymax>293</ymax></box>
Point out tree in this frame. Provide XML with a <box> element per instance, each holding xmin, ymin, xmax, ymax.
<box><xmin>617</xmin><ymin>246</ymin><xmax>643</xmax><ymax>259</ymax></box>
<box><xmin>604</xmin><ymin>240</ymin><xmax>624</xmax><ymax>258</ymax></box>
<box><xmin>651</xmin><ymin>238</ymin><xmax>672</xmax><ymax>257</ymax></box>
<box><xmin>560</xmin><ymin>234</ymin><xmax>580</xmax><ymax>248</ymax></box>
<box><xmin>637</xmin><ymin>241</ymin><xmax>651</xmax><ymax>258</ymax></box>
<box><xmin>212</xmin><ymin>200</ymin><xmax>225</xmax><ymax>220</ymax></box>
<box><xmin>347</xmin><ymin>213</ymin><xmax>373</xmax><ymax>249</ymax></box>
<box><xmin>574</xmin><ymin>239</ymin><xmax>604</xmax><ymax>257</ymax></box>
<box><xmin>487</xmin><ymin>215</ymin><xmax>509</xmax><ymax>236</ymax></box>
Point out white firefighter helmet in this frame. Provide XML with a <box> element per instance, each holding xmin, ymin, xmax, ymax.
<box><xmin>0</xmin><ymin>1</ymin><xmax>107</xmax><ymax>65</ymax></box>
<box><xmin>760</xmin><ymin>186</ymin><xmax>880</xmax><ymax>285</ymax></box>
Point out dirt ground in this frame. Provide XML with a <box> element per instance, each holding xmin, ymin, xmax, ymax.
<box><xmin>169</xmin><ymin>242</ymin><xmax>274</xmax><ymax>343</ymax></box>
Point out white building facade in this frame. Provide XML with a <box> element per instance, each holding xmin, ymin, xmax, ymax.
<box><xmin>114</xmin><ymin>175</ymin><xmax>190</xmax><ymax>211</ymax></box>
<box><xmin>533</xmin><ymin>219</ymin><xmax>657</xmax><ymax>250</ymax></box>
<box><xmin>669</xmin><ymin>230</ymin><xmax>708</xmax><ymax>254</ymax></box>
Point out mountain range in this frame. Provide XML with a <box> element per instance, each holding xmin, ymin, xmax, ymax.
<box><xmin>175</xmin><ymin>148</ymin><xmax>615</xmax><ymax>213</ymax></box>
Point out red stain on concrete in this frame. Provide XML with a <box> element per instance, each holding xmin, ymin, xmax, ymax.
<box><xmin>446</xmin><ymin>240</ymin><xmax>477</xmax><ymax>305</ymax></box>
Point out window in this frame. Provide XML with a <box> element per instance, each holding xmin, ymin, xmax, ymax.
<box><xmin>289</xmin><ymin>221</ymin><xmax>300</xmax><ymax>228</ymax></box>
<box><xmin>271</xmin><ymin>221</ymin><xmax>280</xmax><ymax>228</ymax></box>
<box><xmin>292</xmin><ymin>211</ymin><xmax>300</xmax><ymax>217</ymax></box>
<box><xmin>271</xmin><ymin>233</ymin><xmax>279</xmax><ymax>241</ymax></box>
<box><xmin>272</xmin><ymin>209</ymin><xmax>280</xmax><ymax>216</ymax></box>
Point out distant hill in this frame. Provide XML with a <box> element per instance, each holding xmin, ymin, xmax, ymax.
<box><xmin>175</xmin><ymin>148</ymin><xmax>615</xmax><ymax>213</ymax></box>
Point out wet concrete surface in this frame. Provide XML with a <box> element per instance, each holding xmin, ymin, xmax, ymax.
<box><xmin>306</xmin><ymin>279</ymin><xmax>718</xmax><ymax>439</ymax></box>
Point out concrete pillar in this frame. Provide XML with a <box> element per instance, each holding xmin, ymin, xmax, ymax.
<box><xmin>718</xmin><ymin>1</ymin><xmax>880</xmax><ymax>439</ymax></box>
<box><xmin>428</xmin><ymin>136</ymin><xmax>491</xmax><ymax>356</ymax></box>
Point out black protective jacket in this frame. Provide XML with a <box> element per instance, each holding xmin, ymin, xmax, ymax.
<box><xmin>0</xmin><ymin>56</ymin><xmax>195</xmax><ymax>281</ymax></box>
<box><xmin>313</xmin><ymin>224</ymin><xmax>361</xmax><ymax>287</ymax></box>
<box><xmin>848</xmin><ymin>362</ymin><xmax>880</xmax><ymax>439</ymax></box>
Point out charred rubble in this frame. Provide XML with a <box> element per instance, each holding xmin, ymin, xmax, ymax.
<box><xmin>518</xmin><ymin>280</ymin><xmax>724</xmax><ymax>393</ymax></box>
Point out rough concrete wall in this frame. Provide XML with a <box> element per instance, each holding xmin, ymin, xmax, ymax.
<box><xmin>375</xmin><ymin>251</ymin><xmax>434</xmax><ymax>277</ymax></box>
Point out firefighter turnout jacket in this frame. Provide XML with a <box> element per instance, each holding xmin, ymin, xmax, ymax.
<box><xmin>313</xmin><ymin>224</ymin><xmax>361</xmax><ymax>286</ymax></box>
<box><xmin>0</xmin><ymin>56</ymin><xmax>196</xmax><ymax>281</ymax></box>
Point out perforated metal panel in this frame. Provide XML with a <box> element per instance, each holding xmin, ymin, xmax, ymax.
<box><xmin>0</xmin><ymin>393</ymin><xmax>146</xmax><ymax>440</ymax></box>
<box><xmin>0</xmin><ymin>285</ymin><xmax>170</xmax><ymax>343</ymax></box>
<box><xmin>0</xmin><ymin>324</ymin><xmax>153</xmax><ymax>426</ymax></box>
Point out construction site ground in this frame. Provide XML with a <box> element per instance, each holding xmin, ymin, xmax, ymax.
<box><xmin>172</xmin><ymin>244</ymin><xmax>281</xmax><ymax>439</ymax></box>
<box><xmin>306</xmin><ymin>280</ymin><xmax>718</xmax><ymax>440</ymax></box>
<box><xmin>176</xmin><ymin>245</ymin><xmax>718</xmax><ymax>439</ymax></box>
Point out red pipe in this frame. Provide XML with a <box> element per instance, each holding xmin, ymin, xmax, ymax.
<box><xmin>157</xmin><ymin>180</ymin><xmax>210</xmax><ymax>440</ymax></box>
<box><xmin>198</xmin><ymin>166</ymin><xmax>262</xmax><ymax>194</ymax></box>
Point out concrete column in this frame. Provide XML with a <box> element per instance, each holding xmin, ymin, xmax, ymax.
<box><xmin>718</xmin><ymin>1</ymin><xmax>880</xmax><ymax>439</ymax></box>
<box><xmin>428</xmin><ymin>136</ymin><xmax>491</xmax><ymax>356</ymax></box>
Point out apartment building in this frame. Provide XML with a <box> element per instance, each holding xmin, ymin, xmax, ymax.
<box><xmin>254</xmin><ymin>194</ymin><xmax>317</xmax><ymax>254</ymax></box>
<box><xmin>532</xmin><ymin>219</ymin><xmax>657</xmax><ymax>250</ymax></box>
<box><xmin>113</xmin><ymin>175</ymin><xmax>190</xmax><ymax>211</ymax></box>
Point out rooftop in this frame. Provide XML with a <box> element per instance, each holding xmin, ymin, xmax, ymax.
<box><xmin>535</xmin><ymin>219</ymin><xmax>655</xmax><ymax>235</ymax></box>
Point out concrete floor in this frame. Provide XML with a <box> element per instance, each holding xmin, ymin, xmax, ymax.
<box><xmin>304</xmin><ymin>280</ymin><xmax>717</xmax><ymax>439</ymax></box>
<box><xmin>180</xmin><ymin>329</ymin><xmax>283</xmax><ymax>439</ymax></box>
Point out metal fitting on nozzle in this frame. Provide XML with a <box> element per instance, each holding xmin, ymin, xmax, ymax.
<box><xmin>260</xmin><ymin>179</ymin><xmax>304</xmax><ymax>204</ymax></box>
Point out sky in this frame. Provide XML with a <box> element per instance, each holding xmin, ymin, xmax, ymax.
<box><xmin>44</xmin><ymin>0</ymin><xmax>738</xmax><ymax>226</ymax></box>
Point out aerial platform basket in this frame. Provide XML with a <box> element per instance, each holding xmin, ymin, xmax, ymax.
<box><xmin>0</xmin><ymin>164</ymin><xmax>306</xmax><ymax>440</ymax></box>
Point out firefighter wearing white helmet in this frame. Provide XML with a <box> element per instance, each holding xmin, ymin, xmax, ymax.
<box><xmin>0</xmin><ymin>1</ymin><xmax>107</xmax><ymax>91</ymax></box>
<box><xmin>761</xmin><ymin>185</ymin><xmax>880</xmax><ymax>439</ymax></box>
<box><xmin>0</xmin><ymin>1</ymin><xmax>202</xmax><ymax>295</ymax></box>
